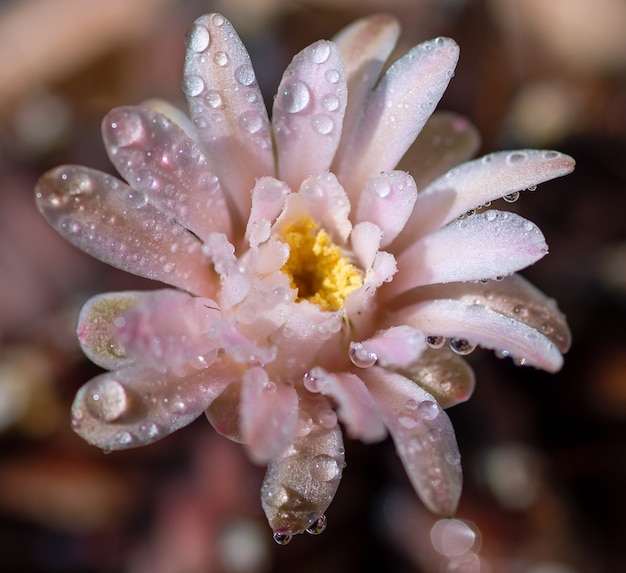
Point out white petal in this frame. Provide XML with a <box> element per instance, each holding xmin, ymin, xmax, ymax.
<box><xmin>350</xmin><ymin>221</ymin><xmax>383</xmax><ymax>270</ymax></box>
<box><xmin>356</xmin><ymin>325</ymin><xmax>426</xmax><ymax>368</ymax></box>
<box><xmin>246</xmin><ymin>177</ymin><xmax>290</xmax><ymax>246</ymax></box>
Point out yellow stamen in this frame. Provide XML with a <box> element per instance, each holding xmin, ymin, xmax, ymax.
<box><xmin>280</xmin><ymin>216</ymin><xmax>363</xmax><ymax>312</ymax></box>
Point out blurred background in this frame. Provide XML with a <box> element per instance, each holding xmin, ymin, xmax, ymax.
<box><xmin>1</xmin><ymin>0</ymin><xmax>625</xmax><ymax>571</ymax></box>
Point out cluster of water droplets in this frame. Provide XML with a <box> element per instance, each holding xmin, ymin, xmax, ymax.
<box><xmin>427</xmin><ymin>335</ymin><xmax>477</xmax><ymax>356</ymax></box>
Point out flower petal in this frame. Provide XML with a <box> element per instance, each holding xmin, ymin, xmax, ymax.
<box><xmin>386</xmin><ymin>211</ymin><xmax>548</xmax><ymax>297</ymax></box>
<box><xmin>396</xmin><ymin>111</ymin><xmax>481</xmax><ymax>189</ymax></box>
<box><xmin>304</xmin><ymin>369</ymin><xmax>386</xmax><ymax>443</ymax></box>
<box><xmin>272</xmin><ymin>41</ymin><xmax>347</xmax><ymax>190</ymax></box>
<box><xmin>403</xmin><ymin>150</ymin><xmax>575</xmax><ymax>243</ymax></box>
<box><xmin>240</xmin><ymin>366</ymin><xmax>299</xmax><ymax>464</ymax></box>
<box><xmin>298</xmin><ymin>172</ymin><xmax>352</xmax><ymax>242</ymax></box>
<box><xmin>102</xmin><ymin>106</ymin><xmax>232</xmax><ymax>242</ymax></box>
<box><xmin>355</xmin><ymin>171</ymin><xmax>417</xmax><ymax>247</ymax></box>
<box><xmin>334</xmin><ymin>37</ymin><xmax>459</xmax><ymax>199</ymax></box>
<box><xmin>362</xmin><ymin>367</ymin><xmax>462</xmax><ymax>515</ymax></box>
<box><xmin>35</xmin><ymin>165</ymin><xmax>215</xmax><ymax>296</ymax></box>
<box><xmin>71</xmin><ymin>361</ymin><xmax>238</xmax><ymax>451</ymax></box>
<box><xmin>246</xmin><ymin>177</ymin><xmax>290</xmax><ymax>246</ymax></box>
<box><xmin>354</xmin><ymin>325</ymin><xmax>426</xmax><ymax>369</ymax></box>
<box><xmin>183</xmin><ymin>14</ymin><xmax>274</xmax><ymax>221</ymax></box>
<box><xmin>399</xmin><ymin>298</ymin><xmax>564</xmax><ymax>372</ymax></box>
<box><xmin>350</xmin><ymin>221</ymin><xmax>383</xmax><ymax>270</ymax></box>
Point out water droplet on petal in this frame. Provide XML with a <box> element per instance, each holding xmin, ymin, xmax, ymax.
<box><xmin>506</xmin><ymin>151</ymin><xmax>528</xmax><ymax>165</ymax></box>
<box><xmin>322</xmin><ymin>94</ymin><xmax>339</xmax><ymax>112</ymax></box>
<box><xmin>85</xmin><ymin>378</ymin><xmax>129</xmax><ymax>422</ymax></box>
<box><xmin>485</xmin><ymin>210</ymin><xmax>497</xmax><ymax>222</ymax></box>
<box><xmin>306</xmin><ymin>514</ymin><xmax>327</xmax><ymax>535</ymax></box>
<box><xmin>116</xmin><ymin>431</ymin><xmax>133</xmax><ymax>446</ymax></box>
<box><xmin>349</xmin><ymin>342</ymin><xmax>377</xmax><ymax>368</ymax></box>
<box><xmin>276</xmin><ymin>80</ymin><xmax>310</xmax><ymax>113</ymax></box>
<box><xmin>310</xmin><ymin>42</ymin><xmax>331</xmax><ymax>64</ymax></box>
<box><xmin>449</xmin><ymin>338</ymin><xmax>476</xmax><ymax>356</ymax></box>
<box><xmin>311</xmin><ymin>114</ymin><xmax>333</xmax><ymax>135</ymax></box>
<box><xmin>427</xmin><ymin>335</ymin><xmax>446</xmax><ymax>349</ymax></box>
<box><xmin>273</xmin><ymin>532</ymin><xmax>292</xmax><ymax>545</ymax></box>
<box><xmin>234</xmin><ymin>63</ymin><xmax>255</xmax><ymax>86</ymax></box>
<box><xmin>204</xmin><ymin>90</ymin><xmax>222</xmax><ymax>109</ymax></box>
<box><xmin>310</xmin><ymin>455</ymin><xmax>340</xmax><ymax>482</ymax></box>
<box><xmin>417</xmin><ymin>400</ymin><xmax>439</xmax><ymax>421</ymax></box>
<box><xmin>183</xmin><ymin>75</ymin><xmax>205</xmax><ymax>97</ymax></box>
<box><xmin>526</xmin><ymin>184</ymin><xmax>537</xmax><ymax>192</ymax></box>
<box><xmin>214</xmin><ymin>51</ymin><xmax>229</xmax><ymax>67</ymax></box>
<box><xmin>324</xmin><ymin>69</ymin><xmax>340</xmax><ymax>84</ymax></box>
<box><xmin>503</xmin><ymin>191</ymin><xmax>520</xmax><ymax>203</ymax></box>
<box><xmin>186</xmin><ymin>24</ymin><xmax>210</xmax><ymax>53</ymax></box>
<box><xmin>399</xmin><ymin>415</ymin><xmax>418</xmax><ymax>429</ymax></box>
<box><xmin>317</xmin><ymin>409</ymin><xmax>337</xmax><ymax>429</ymax></box>
<box><xmin>238</xmin><ymin>110</ymin><xmax>263</xmax><ymax>134</ymax></box>
<box><xmin>373</xmin><ymin>178</ymin><xmax>391</xmax><ymax>198</ymax></box>
<box><xmin>406</xmin><ymin>399</ymin><xmax>419</xmax><ymax>411</ymax></box>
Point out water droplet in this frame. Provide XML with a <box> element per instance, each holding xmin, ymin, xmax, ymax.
<box><xmin>317</xmin><ymin>409</ymin><xmax>337</xmax><ymax>429</ymax></box>
<box><xmin>214</xmin><ymin>51</ymin><xmax>229</xmax><ymax>67</ymax></box>
<box><xmin>542</xmin><ymin>150</ymin><xmax>559</xmax><ymax>159</ymax></box>
<box><xmin>311</xmin><ymin>114</ymin><xmax>333</xmax><ymax>135</ymax></box>
<box><xmin>310</xmin><ymin>454</ymin><xmax>339</xmax><ymax>482</ymax></box>
<box><xmin>116</xmin><ymin>431</ymin><xmax>133</xmax><ymax>446</ymax></box>
<box><xmin>373</xmin><ymin>178</ymin><xmax>391</xmax><ymax>197</ymax></box>
<box><xmin>85</xmin><ymin>378</ymin><xmax>129</xmax><ymax>422</ymax></box>
<box><xmin>203</xmin><ymin>91</ymin><xmax>222</xmax><ymax>109</ymax></box>
<box><xmin>239</xmin><ymin>110</ymin><xmax>263</xmax><ymax>134</ymax></box>
<box><xmin>234</xmin><ymin>63</ymin><xmax>255</xmax><ymax>86</ymax></box>
<box><xmin>399</xmin><ymin>415</ymin><xmax>418</xmax><ymax>429</ymax></box>
<box><xmin>186</xmin><ymin>24</ymin><xmax>210</xmax><ymax>53</ymax></box>
<box><xmin>503</xmin><ymin>191</ymin><xmax>520</xmax><ymax>203</ymax></box>
<box><xmin>310</xmin><ymin>42</ymin><xmax>331</xmax><ymax>64</ymax></box>
<box><xmin>427</xmin><ymin>335</ymin><xmax>446</xmax><ymax>349</ymax></box>
<box><xmin>276</xmin><ymin>80</ymin><xmax>310</xmax><ymax>113</ymax></box>
<box><xmin>514</xmin><ymin>357</ymin><xmax>528</xmax><ymax>367</ymax></box>
<box><xmin>506</xmin><ymin>151</ymin><xmax>528</xmax><ymax>165</ymax></box>
<box><xmin>526</xmin><ymin>184</ymin><xmax>537</xmax><ymax>192</ymax></box>
<box><xmin>406</xmin><ymin>399</ymin><xmax>419</xmax><ymax>411</ymax></box>
<box><xmin>322</xmin><ymin>94</ymin><xmax>339</xmax><ymax>112</ymax></box>
<box><xmin>349</xmin><ymin>342</ymin><xmax>377</xmax><ymax>368</ymax></box>
<box><xmin>264</xmin><ymin>381</ymin><xmax>277</xmax><ymax>393</ymax></box>
<box><xmin>273</xmin><ymin>532</ymin><xmax>292</xmax><ymax>545</ymax></box>
<box><xmin>183</xmin><ymin>75</ymin><xmax>205</xmax><ymax>97</ymax></box>
<box><xmin>523</xmin><ymin>221</ymin><xmax>534</xmax><ymax>231</ymax></box>
<box><xmin>485</xmin><ymin>210</ymin><xmax>497</xmax><ymax>222</ymax></box>
<box><xmin>306</xmin><ymin>514</ymin><xmax>327</xmax><ymax>535</ymax></box>
<box><xmin>418</xmin><ymin>400</ymin><xmax>439</xmax><ymax>421</ymax></box>
<box><xmin>449</xmin><ymin>338</ymin><xmax>476</xmax><ymax>356</ymax></box>
<box><xmin>303</xmin><ymin>372</ymin><xmax>320</xmax><ymax>392</ymax></box>
<box><xmin>325</xmin><ymin>69</ymin><xmax>340</xmax><ymax>84</ymax></box>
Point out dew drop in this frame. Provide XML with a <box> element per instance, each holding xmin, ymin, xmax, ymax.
<box><xmin>322</xmin><ymin>94</ymin><xmax>339</xmax><ymax>112</ymax></box>
<box><xmin>186</xmin><ymin>24</ymin><xmax>210</xmax><ymax>53</ymax></box>
<box><xmin>506</xmin><ymin>151</ymin><xmax>528</xmax><ymax>165</ymax></box>
<box><xmin>503</xmin><ymin>191</ymin><xmax>520</xmax><ymax>203</ymax></box>
<box><xmin>214</xmin><ymin>51</ymin><xmax>229</xmax><ymax>67</ymax></box>
<box><xmin>542</xmin><ymin>150</ymin><xmax>559</xmax><ymax>159</ymax></box>
<box><xmin>399</xmin><ymin>415</ymin><xmax>418</xmax><ymax>429</ymax></box>
<box><xmin>417</xmin><ymin>400</ymin><xmax>439</xmax><ymax>421</ymax></box>
<box><xmin>406</xmin><ymin>399</ymin><xmax>419</xmax><ymax>411</ymax></box>
<box><xmin>427</xmin><ymin>335</ymin><xmax>446</xmax><ymax>349</ymax></box>
<box><xmin>239</xmin><ymin>110</ymin><xmax>263</xmax><ymax>134</ymax></box>
<box><xmin>485</xmin><ymin>210</ymin><xmax>497</xmax><ymax>222</ymax></box>
<box><xmin>264</xmin><ymin>381</ymin><xmax>277</xmax><ymax>393</ymax></box>
<box><xmin>203</xmin><ymin>90</ymin><xmax>222</xmax><ymax>109</ymax></box>
<box><xmin>373</xmin><ymin>178</ymin><xmax>391</xmax><ymax>198</ymax></box>
<box><xmin>183</xmin><ymin>75</ymin><xmax>205</xmax><ymax>97</ymax></box>
<box><xmin>310</xmin><ymin>42</ymin><xmax>331</xmax><ymax>64</ymax></box>
<box><xmin>306</xmin><ymin>514</ymin><xmax>327</xmax><ymax>535</ymax></box>
<box><xmin>116</xmin><ymin>431</ymin><xmax>133</xmax><ymax>446</ymax></box>
<box><xmin>310</xmin><ymin>454</ymin><xmax>340</xmax><ymax>482</ymax></box>
<box><xmin>276</xmin><ymin>80</ymin><xmax>310</xmax><ymax>113</ymax></box>
<box><xmin>526</xmin><ymin>184</ymin><xmax>537</xmax><ymax>192</ymax></box>
<box><xmin>311</xmin><ymin>114</ymin><xmax>333</xmax><ymax>135</ymax></box>
<box><xmin>325</xmin><ymin>69</ymin><xmax>340</xmax><ymax>84</ymax></box>
<box><xmin>234</xmin><ymin>63</ymin><xmax>255</xmax><ymax>86</ymax></box>
<box><xmin>449</xmin><ymin>338</ymin><xmax>476</xmax><ymax>356</ymax></box>
<box><xmin>273</xmin><ymin>532</ymin><xmax>292</xmax><ymax>545</ymax></box>
<box><xmin>303</xmin><ymin>372</ymin><xmax>320</xmax><ymax>392</ymax></box>
<box><xmin>317</xmin><ymin>409</ymin><xmax>337</xmax><ymax>429</ymax></box>
<box><xmin>349</xmin><ymin>342</ymin><xmax>377</xmax><ymax>368</ymax></box>
<box><xmin>85</xmin><ymin>378</ymin><xmax>129</xmax><ymax>422</ymax></box>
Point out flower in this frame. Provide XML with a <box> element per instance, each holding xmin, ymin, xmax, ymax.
<box><xmin>35</xmin><ymin>13</ymin><xmax>574</xmax><ymax>544</ymax></box>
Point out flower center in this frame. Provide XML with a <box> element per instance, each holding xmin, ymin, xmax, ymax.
<box><xmin>280</xmin><ymin>216</ymin><xmax>363</xmax><ymax>312</ymax></box>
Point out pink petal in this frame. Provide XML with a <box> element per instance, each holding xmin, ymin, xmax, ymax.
<box><xmin>387</xmin><ymin>211</ymin><xmax>548</xmax><ymax>297</ymax></box>
<box><xmin>240</xmin><ymin>367</ymin><xmax>299</xmax><ymax>464</ymax></box>
<box><xmin>403</xmin><ymin>149</ymin><xmax>575</xmax><ymax>243</ymax></box>
<box><xmin>298</xmin><ymin>172</ymin><xmax>352</xmax><ymax>242</ymax></box>
<box><xmin>272</xmin><ymin>40</ymin><xmax>348</xmax><ymax>190</ymax></box>
<box><xmin>303</xmin><ymin>369</ymin><xmax>386</xmax><ymax>443</ymax></box>
<box><xmin>334</xmin><ymin>37</ymin><xmax>459</xmax><ymax>199</ymax></box>
<box><xmin>399</xmin><ymin>298</ymin><xmax>564</xmax><ymax>372</ymax></box>
<box><xmin>102</xmin><ymin>106</ymin><xmax>232</xmax><ymax>242</ymax></box>
<box><xmin>355</xmin><ymin>171</ymin><xmax>417</xmax><ymax>247</ymax></box>
<box><xmin>246</xmin><ymin>177</ymin><xmax>290</xmax><ymax>246</ymax></box>
<box><xmin>183</xmin><ymin>14</ymin><xmax>274</xmax><ymax>220</ymax></box>
<box><xmin>332</xmin><ymin>14</ymin><xmax>400</xmax><ymax>172</ymax></box>
<box><xmin>354</xmin><ymin>325</ymin><xmax>426</xmax><ymax>368</ymax></box>
<box><xmin>35</xmin><ymin>165</ymin><xmax>215</xmax><ymax>297</ymax></box>
<box><xmin>205</xmin><ymin>380</ymin><xmax>243</xmax><ymax>443</ymax></box>
<box><xmin>362</xmin><ymin>367</ymin><xmax>462</xmax><ymax>515</ymax></box>
<box><xmin>350</xmin><ymin>221</ymin><xmax>383</xmax><ymax>270</ymax></box>
<box><xmin>71</xmin><ymin>361</ymin><xmax>238</xmax><ymax>451</ymax></box>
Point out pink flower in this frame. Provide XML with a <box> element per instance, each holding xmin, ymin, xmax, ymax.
<box><xmin>35</xmin><ymin>13</ymin><xmax>573</xmax><ymax>543</ymax></box>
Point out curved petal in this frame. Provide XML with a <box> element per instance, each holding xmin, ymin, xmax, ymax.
<box><xmin>362</xmin><ymin>366</ymin><xmax>462</xmax><ymax>515</ymax></box>
<box><xmin>272</xmin><ymin>41</ymin><xmax>348</xmax><ymax>190</ymax></box>
<box><xmin>399</xmin><ymin>299</ymin><xmax>564</xmax><ymax>372</ymax></box>
<box><xmin>386</xmin><ymin>211</ymin><xmax>548</xmax><ymax>297</ymax></box>
<box><xmin>183</xmin><ymin>14</ymin><xmax>274</xmax><ymax>221</ymax></box>
<box><xmin>396</xmin><ymin>111</ymin><xmax>481</xmax><ymax>189</ymax></box>
<box><xmin>334</xmin><ymin>37</ymin><xmax>459</xmax><ymax>199</ymax></box>
<box><xmin>246</xmin><ymin>177</ymin><xmax>290</xmax><ymax>246</ymax></box>
<box><xmin>71</xmin><ymin>360</ymin><xmax>238</xmax><ymax>451</ymax></box>
<box><xmin>354</xmin><ymin>325</ymin><xmax>426</xmax><ymax>369</ymax></box>
<box><xmin>241</xmin><ymin>367</ymin><xmax>299</xmax><ymax>464</ymax></box>
<box><xmin>35</xmin><ymin>165</ymin><xmax>215</xmax><ymax>297</ymax></box>
<box><xmin>401</xmin><ymin>150</ymin><xmax>575</xmax><ymax>244</ymax></box>
<box><xmin>355</xmin><ymin>171</ymin><xmax>417</xmax><ymax>247</ymax></box>
<box><xmin>102</xmin><ymin>106</ymin><xmax>232</xmax><ymax>242</ymax></box>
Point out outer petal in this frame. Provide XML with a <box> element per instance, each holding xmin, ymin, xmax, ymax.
<box><xmin>362</xmin><ymin>367</ymin><xmax>462</xmax><ymax>516</ymax></box>
<box><xmin>355</xmin><ymin>171</ymin><xmax>417</xmax><ymax>247</ymax></box>
<box><xmin>401</xmin><ymin>150</ymin><xmax>575</xmax><ymax>244</ymax></box>
<box><xmin>272</xmin><ymin>41</ymin><xmax>348</xmax><ymax>190</ymax></box>
<box><xmin>240</xmin><ymin>366</ymin><xmax>299</xmax><ymax>464</ymax></box>
<box><xmin>246</xmin><ymin>177</ymin><xmax>290</xmax><ymax>246</ymax></box>
<box><xmin>102</xmin><ymin>106</ymin><xmax>232</xmax><ymax>242</ymax></box>
<box><xmin>386</xmin><ymin>211</ymin><xmax>548</xmax><ymax>297</ymax></box>
<box><xmin>352</xmin><ymin>325</ymin><xmax>426</xmax><ymax>369</ymax></box>
<box><xmin>333</xmin><ymin>37</ymin><xmax>459</xmax><ymax>199</ymax></box>
<box><xmin>71</xmin><ymin>361</ymin><xmax>238</xmax><ymax>451</ymax></box>
<box><xmin>183</xmin><ymin>14</ymin><xmax>274</xmax><ymax>221</ymax></box>
<box><xmin>399</xmin><ymin>299</ymin><xmax>564</xmax><ymax>372</ymax></box>
<box><xmin>304</xmin><ymin>369</ymin><xmax>386</xmax><ymax>443</ymax></box>
<box><xmin>35</xmin><ymin>165</ymin><xmax>215</xmax><ymax>297</ymax></box>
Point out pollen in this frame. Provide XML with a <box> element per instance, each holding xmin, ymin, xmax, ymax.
<box><xmin>280</xmin><ymin>216</ymin><xmax>363</xmax><ymax>312</ymax></box>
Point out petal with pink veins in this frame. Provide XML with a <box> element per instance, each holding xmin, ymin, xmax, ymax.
<box><xmin>273</xmin><ymin>41</ymin><xmax>348</xmax><ymax>190</ymax></box>
<box><xmin>362</xmin><ymin>367</ymin><xmax>462</xmax><ymax>516</ymax></box>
